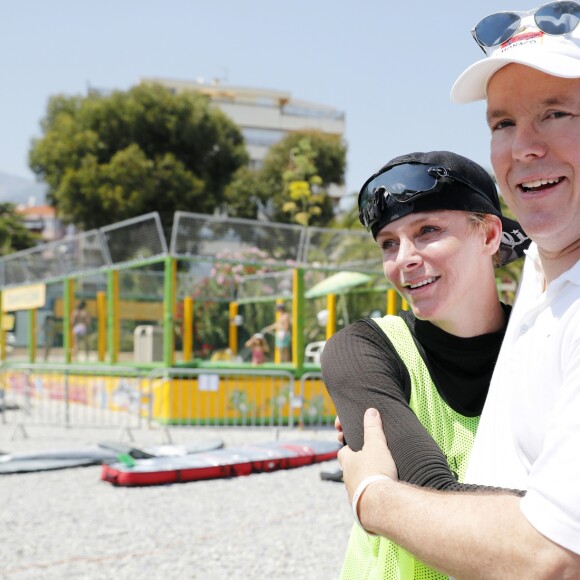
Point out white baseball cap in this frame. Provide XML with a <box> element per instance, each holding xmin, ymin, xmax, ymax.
<box><xmin>451</xmin><ymin>10</ymin><xmax>580</xmax><ymax>103</ymax></box>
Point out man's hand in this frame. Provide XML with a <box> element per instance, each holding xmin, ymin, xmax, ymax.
<box><xmin>338</xmin><ymin>408</ymin><xmax>398</xmax><ymax>503</ymax></box>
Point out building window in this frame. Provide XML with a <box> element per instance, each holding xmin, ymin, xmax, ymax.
<box><xmin>242</xmin><ymin>128</ymin><xmax>285</xmax><ymax>148</ymax></box>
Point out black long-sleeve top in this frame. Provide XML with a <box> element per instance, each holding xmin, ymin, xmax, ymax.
<box><xmin>321</xmin><ymin>307</ymin><xmax>524</xmax><ymax>494</ymax></box>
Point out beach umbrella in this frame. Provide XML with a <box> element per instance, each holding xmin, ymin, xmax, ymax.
<box><xmin>305</xmin><ymin>271</ymin><xmax>372</xmax><ymax>299</ymax></box>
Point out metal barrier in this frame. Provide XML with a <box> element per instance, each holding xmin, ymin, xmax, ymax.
<box><xmin>147</xmin><ymin>367</ymin><xmax>304</xmax><ymax>429</ymax></box>
<box><xmin>298</xmin><ymin>371</ymin><xmax>335</xmax><ymax>429</ymax></box>
<box><xmin>0</xmin><ymin>363</ymin><xmax>337</xmax><ymax>436</ymax></box>
<box><xmin>0</xmin><ymin>363</ymin><xmax>146</xmax><ymax>436</ymax></box>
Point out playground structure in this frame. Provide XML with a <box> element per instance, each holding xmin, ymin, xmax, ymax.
<box><xmin>0</xmin><ymin>211</ymin><xmax>408</xmax><ymax>427</ymax></box>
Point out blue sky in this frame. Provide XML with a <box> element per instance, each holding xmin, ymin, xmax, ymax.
<box><xmin>2</xmin><ymin>0</ymin><xmax>536</xmax><ymax>200</ymax></box>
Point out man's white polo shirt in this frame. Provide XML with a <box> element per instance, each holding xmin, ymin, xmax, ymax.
<box><xmin>466</xmin><ymin>242</ymin><xmax>580</xmax><ymax>555</ymax></box>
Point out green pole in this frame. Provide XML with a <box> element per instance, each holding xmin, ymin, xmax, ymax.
<box><xmin>163</xmin><ymin>256</ymin><xmax>175</xmax><ymax>367</ymax></box>
<box><xmin>107</xmin><ymin>270</ymin><xmax>117</xmax><ymax>364</ymax></box>
<box><xmin>64</xmin><ymin>279</ymin><xmax>73</xmax><ymax>363</ymax></box>
<box><xmin>293</xmin><ymin>268</ymin><xmax>305</xmax><ymax>372</ymax></box>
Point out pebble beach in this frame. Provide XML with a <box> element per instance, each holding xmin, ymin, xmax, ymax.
<box><xmin>0</xmin><ymin>424</ymin><xmax>352</xmax><ymax>580</ymax></box>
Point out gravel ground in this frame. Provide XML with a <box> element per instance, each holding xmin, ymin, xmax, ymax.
<box><xmin>0</xmin><ymin>424</ymin><xmax>352</xmax><ymax>580</ymax></box>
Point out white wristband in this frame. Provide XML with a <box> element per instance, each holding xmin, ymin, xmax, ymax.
<box><xmin>351</xmin><ymin>474</ymin><xmax>392</xmax><ymax>536</ymax></box>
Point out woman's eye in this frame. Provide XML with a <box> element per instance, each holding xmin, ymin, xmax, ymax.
<box><xmin>379</xmin><ymin>240</ymin><xmax>397</xmax><ymax>251</ymax></box>
<box><xmin>419</xmin><ymin>226</ymin><xmax>438</xmax><ymax>235</ymax></box>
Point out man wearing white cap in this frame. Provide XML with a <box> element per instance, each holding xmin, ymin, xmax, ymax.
<box><xmin>337</xmin><ymin>2</ymin><xmax>580</xmax><ymax>577</ymax></box>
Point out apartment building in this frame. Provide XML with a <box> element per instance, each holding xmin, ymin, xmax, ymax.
<box><xmin>17</xmin><ymin>204</ymin><xmax>65</xmax><ymax>242</ymax></box>
<box><xmin>140</xmin><ymin>78</ymin><xmax>346</xmax><ymax>196</ymax></box>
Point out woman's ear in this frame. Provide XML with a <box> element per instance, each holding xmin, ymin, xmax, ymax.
<box><xmin>483</xmin><ymin>215</ymin><xmax>503</xmax><ymax>257</ymax></box>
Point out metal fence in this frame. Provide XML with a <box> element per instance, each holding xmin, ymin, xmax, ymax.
<box><xmin>170</xmin><ymin>211</ymin><xmax>306</xmax><ymax>265</ymax></box>
<box><xmin>0</xmin><ymin>213</ymin><xmax>167</xmax><ymax>288</ymax></box>
<box><xmin>0</xmin><ymin>211</ymin><xmax>382</xmax><ymax>293</ymax></box>
<box><xmin>0</xmin><ymin>363</ymin><xmax>335</xmax><ymax>437</ymax></box>
<box><xmin>302</xmin><ymin>225</ymin><xmax>381</xmax><ymax>273</ymax></box>
<box><xmin>0</xmin><ymin>363</ymin><xmax>146</xmax><ymax>435</ymax></box>
<box><xmin>172</xmin><ymin>211</ymin><xmax>382</xmax><ymax>274</ymax></box>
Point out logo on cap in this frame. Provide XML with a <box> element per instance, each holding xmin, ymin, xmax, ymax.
<box><xmin>502</xmin><ymin>229</ymin><xmax>529</xmax><ymax>248</ymax></box>
<box><xmin>500</xmin><ymin>30</ymin><xmax>544</xmax><ymax>52</ymax></box>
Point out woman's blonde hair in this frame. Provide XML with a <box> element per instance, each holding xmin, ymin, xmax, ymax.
<box><xmin>467</xmin><ymin>212</ymin><xmax>502</xmax><ymax>268</ymax></box>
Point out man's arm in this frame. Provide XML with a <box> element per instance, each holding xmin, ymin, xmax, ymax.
<box><xmin>339</xmin><ymin>409</ymin><xmax>580</xmax><ymax>579</ymax></box>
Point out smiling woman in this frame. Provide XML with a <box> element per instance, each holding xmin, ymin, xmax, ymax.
<box><xmin>377</xmin><ymin>210</ymin><xmax>501</xmax><ymax>335</ymax></box>
<box><xmin>321</xmin><ymin>150</ymin><xmax>530</xmax><ymax>580</ymax></box>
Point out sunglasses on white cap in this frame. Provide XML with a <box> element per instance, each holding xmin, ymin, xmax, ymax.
<box><xmin>472</xmin><ymin>1</ymin><xmax>580</xmax><ymax>53</ymax></box>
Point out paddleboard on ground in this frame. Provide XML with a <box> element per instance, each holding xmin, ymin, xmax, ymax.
<box><xmin>0</xmin><ymin>438</ymin><xmax>225</xmax><ymax>474</ymax></box>
<box><xmin>98</xmin><ymin>438</ymin><xmax>225</xmax><ymax>459</ymax></box>
<box><xmin>101</xmin><ymin>439</ymin><xmax>341</xmax><ymax>487</ymax></box>
<box><xmin>0</xmin><ymin>446</ymin><xmax>117</xmax><ymax>474</ymax></box>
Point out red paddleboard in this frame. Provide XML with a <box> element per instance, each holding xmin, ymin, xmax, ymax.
<box><xmin>101</xmin><ymin>439</ymin><xmax>341</xmax><ymax>487</ymax></box>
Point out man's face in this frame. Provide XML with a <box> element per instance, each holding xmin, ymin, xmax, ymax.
<box><xmin>488</xmin><ymin>64</ymin><xmax>580</xmax><ymax>254</ymax></box>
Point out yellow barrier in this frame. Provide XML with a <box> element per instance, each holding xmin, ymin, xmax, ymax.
<box><xmin>149</xmin><ymin>373</ymin><xmax>335</xmax><ymax>426</ymax></box>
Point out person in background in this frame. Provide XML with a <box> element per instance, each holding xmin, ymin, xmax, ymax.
<box><xmin>43</xmin><ymin>314</ymin><xmax>56</xmax><ymax>361</ymax></box>
<box><xmin>71</xmin><ymin>300</ymin><xmax>91</xmax><ymax>361</ymax></box>
<box><xmin>262</xmin><ymin>303</ymin><xmax>291</xmax><ymax>362</ymax></box>
<box><xmin>322</xmin><ymin>150</ymin><xmax>528</xmax><ymax>579</ymax></box>
<box><xmin>338</xmin><ymin>3</ymin><xmax>580</xmax><ymax>577</ymax></box>
<box><xmin>244</xmin><ymin>332</ymin><xmax>269</xmax><ymax>365</ymax></box>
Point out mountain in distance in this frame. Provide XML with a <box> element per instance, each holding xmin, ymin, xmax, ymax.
<box><xmin>0</xmin><ymin>172</ymin><xmax>47</xmax><ymax>206</ymax></box>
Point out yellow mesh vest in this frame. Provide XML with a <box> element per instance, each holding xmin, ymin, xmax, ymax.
<box><xmin>339</xmin><ymin>316</ymin><xmax>480</xmax><ymax>580</ymax></box>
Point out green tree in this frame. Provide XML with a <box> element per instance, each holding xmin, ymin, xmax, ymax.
<box><xmin>221</xmin><ymin>166</ymin><xmax>270</xmax><ymax>220</ymax></box>
<box><xmin>29</xmin><ymin>84</ymin><xmax>249</xmax><ymax>230</ymax></box>
<box><xmin>224</xmin><ymin>130</ymin><xmax>346</xmax><ymax>226</ymax></box>
<box><xmin>0</xmin><ymin>203</ymin><xmax>39</xmax><ymax>255</ymax></box>
<box><xmin>331</xmin><ymin>193</ymin><xmax>361</xmax><ymax>229</ymax></box>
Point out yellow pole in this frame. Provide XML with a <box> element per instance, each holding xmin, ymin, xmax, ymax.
<box><xmin>274</xmin><ymin>299</ymin><xmax>283</xmax><ymax>364</ymax></box>
<box><xmin>112</xmin><ymin>271</ymin><xmax>119</xmax><ymax>364</ymax></box>
<box><xmin>97</xmin><ymin>291</ymin><xmax>106</xmax><ymax>362</ymax></box>
<box><xmin>183</xmin><ymin>297</ymin><xmax>193</xmax><ymax>361</ymax></box>
<box><xmin>0</xmin><ymin>291</ymin><xmax>4</xmax><ymax>361</ymax></box>
<box><xmin>326</xmin><ymin>294</ymin><xmax>337</xmax><ymax>339</ymax></box>
<box><xmin>402</xmin><ymin>299</ymin><xmax>410</xmax><ymax>311</ymax></box>
<box><xmin>387</xmin><ymin>289</ymin><xmax>397</xmax><ymax>315</ymax></box>
<box><xmin>229</xmin><ymin>301</ymin><xmax>239</xmax><ymax>355</ymax></box>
